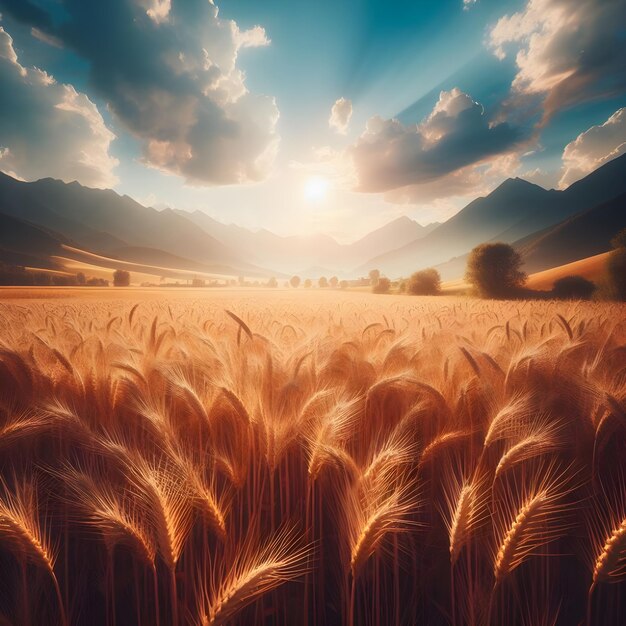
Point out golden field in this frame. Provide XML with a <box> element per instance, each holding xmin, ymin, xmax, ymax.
<box><xmin>0</xmin><ymin>289</ymin><xmax>625</xmax><ymax>626</ymax></box>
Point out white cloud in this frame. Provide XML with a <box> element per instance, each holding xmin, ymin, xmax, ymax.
<box><xmin>559</xmin><ymin>108</ymin><xmax>626</xmax><ymax>187</ymax></box>
<box><xmin>349</xmin><ymin>88</ymin><xmax>524</xmax><ymax>195</ymax></box>
<box><xmin>329</xmin><ymin>97</ymin><xmax>353</xmax><ymax>135</ymax></box>
<box><xmin>4</xmin><ymin>0</ymin><xmax>279</xmax><ymax>186</ymax></box>
<box><xmin>489</xmin><ymin>0</ymin><xmax>626</xmax><ymax>119</ymax></box>
<box><xmin>0</xmin><ymin>27</ymin><xmax>118</xmax><ymax>188</ymax></box>
<box><xmin>463</xmin><ymin>0</ymin><xmax>478</xmax><ymax>10</ymax></box>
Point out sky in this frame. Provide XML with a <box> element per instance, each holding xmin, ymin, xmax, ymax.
<box><xmin>0</xmin><ymin>0</ymin><xmax>625</xmax><ymax>242</ymax></box>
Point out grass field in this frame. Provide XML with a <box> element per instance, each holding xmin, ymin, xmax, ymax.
<box><xmin>0</xmin><ymin>289</ymin><xmax>625</xmax><ymax>625</ymax></box>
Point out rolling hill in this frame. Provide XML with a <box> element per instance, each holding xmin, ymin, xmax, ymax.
<box><xmin>515</xmin><ymin>192</ymin><xmax>626</xmax><ymax>274</ymax></box>
<box><xmin>0</xmin><ymin>212</ymin><xmax>70</xmax><ymax>268</ymax></box>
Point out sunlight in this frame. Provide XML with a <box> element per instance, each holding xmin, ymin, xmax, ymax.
<box><xmin>304</xmin><ymin>176</ymin><xmax>330</xmax><ymax>202</ymax></box>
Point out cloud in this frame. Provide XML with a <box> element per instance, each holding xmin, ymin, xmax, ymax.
<box><xmin>0</xmin><ymin>26</ymin><xmax>118</xmax><ymax>187</ymax></box>
<box><xmin>349</xmin><ymin>88</ymin><xmax>524</xmax><ymax>195</ymax></box>
<box><xmin>2</xmin><ymin>0</ymin><xmax>279</xmax><ymax>186</ymax></box>
<box><xmin>329</xmin><ymin>97</ymin><xmax>353</xmax><ymax>135</ymax></box>
<box><xmin>559</xmin><ymin>108</ymin><xmax>626</xmax><ymax>187</ymax></box>
<box><xmin>489</xmin><ymin>0</ymin><xmax>626</xmax><ymax>120</ymax></box>
<box><xmin>463</xmin><ymin>0</ymin><xmax>478</xmax><ymax>10</ymax></box>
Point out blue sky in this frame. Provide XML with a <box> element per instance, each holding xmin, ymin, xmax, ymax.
<box><xmin>0</xmin><ymin>0</ymin><xmax>625</xmax><ymax>240</ymax></box>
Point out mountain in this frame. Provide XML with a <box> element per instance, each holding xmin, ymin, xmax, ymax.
<box><xmin>515</xmin><ymin>192</ymin><xmax>626</xmax><ymax>273</ymax></box>
<box><xmin>0</xmin><ymin>172</ymin><xmax>253</xmax><ymax>273</ymax></box>
<box><xmin>177</xmin><ymin>210</ymin><xmax>438</xmax><ymax>274</ymax></box>
<box><xmin>361</xmin><ymin>152</ymin><xmax>626</xmax><ymax>277</ymax></box>
<box><xmin>0</xmin><ymin>172</ymin><xmax>288</xmax><ymax>277</ymax></box>
<box><xmin>0</xmin><ymin>212</ymin><xmax>71</xmax><ymax>268</ymax></box>
<box><xmin>359</xmin><ymin>178</ymin><xmax>557</xmax><ymax>276</ymax></box>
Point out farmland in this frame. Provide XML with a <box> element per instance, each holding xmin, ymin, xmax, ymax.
<box><xmin>0</xmin><ymin>289</ymin><xmax>624</xmax><ymax>625</ymax></box>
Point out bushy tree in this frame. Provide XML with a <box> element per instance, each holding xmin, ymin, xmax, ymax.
<box><xmin>465</xmin><ymin>243</ymin><xmax>526</xmax><ymax>298</ymax></box>
<box><xmin>267</xmin><ymin>277</ymin><xmax>278</xmax><ymax>288</ymax></box>
<box><xmin>369</xmin><ymin>269</ymin><xmax>380</xmax><ymax>287</ymax></box>
<box><xmin>408</xmin><ymin>268</ymin><xmax>441</xmax><ymax>295</ymax></box>
<box><xmin>329</xmin><ymin>276</ymin><xmax>339</xmax><ymax>289</ymax></box>
<box><xmin>339</xmin><ymin>280</ymin><xmax>349</xmax><ymax>290</ymax></box>
<box><xmin>607</xmin><ymin>228</ymin><xmax>626</xmax><ymax>300</ymax></box>
<box><xmin>76</xmin><ymin>272</ymin><xmax>86</xmax><ymax>285</ymax></box>
<box><xmin>304</xmin><ymin>278</ymin><xmax>312</xmax><ymax>288</ymax></box>
<box><xmin>318</xmin><ymin>276</ymin><xmax>328</xmax><ymax>288</ymax></box>
<box><xmin>552</xmin><ymin>275</ymin><xmax>596</xmax><ymax>300</ymax></box>
<box><xmin>290</xmin><ymin>275</ymin><xmax>301</xmax><ymax>288</ymax></box>
<box><xmin>373</xmin><ymin>277</ymin><xmax>391</xmax><ymax>294</ymax></box>
<box><xmin>113</xmin><ymin>269</ymin><xmax>131</xmax><ymax>287</ymax></box>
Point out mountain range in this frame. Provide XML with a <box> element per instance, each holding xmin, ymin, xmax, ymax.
<box><xmin>1</xmin><ymin>152</ymin><xmax>625</xmax><ymax>283</ymax></box>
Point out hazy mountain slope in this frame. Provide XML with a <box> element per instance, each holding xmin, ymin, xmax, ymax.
<box><xmin>179</xmin><ymin>210</ymin><xmax>437</xmax><ymax>274</ymax></box>
<box><xmin>515</xmin><ymin>192</ymin><xmax>626</xmax><ymax>273</ymax></box>
<box><xmin>498</xmin><ymin>153</ymin><xmax>626</xmax><ymax>242</ymax></box>
<box><xmin>436</xmin><ymin>191</ymin><xmax>626</xmax><ymax>281</ymax></box>
<box><xmin>360</xmin><ymin>179</ymin><xmax>557</xmax><ymax>276</ymax></box>
<box><xmin>0</xmin><ymin>211</ymin><xmax>74</xmax><ymax>269</ymax></box>
<box><xmin>0</xmin><ymin>173</ymin><xmax>246</xmax><ymax>269</ymax></box>
<box><xmin>361</xmin><ymin>153</ymin><xmax>626</xmax><ymax>277</ymax></box>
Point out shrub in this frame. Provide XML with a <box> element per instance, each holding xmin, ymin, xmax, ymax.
<box><xmin>373</xmin><ymin>277</ymin><xmax>391</xmax><ymax>294</ymax></box>
<box><xmin>552</xmin><ymin>275</ymin><xmax>596</xmax><ymax>300</ymax></box>
<box><xmin>318</xmin><ymin>277</ymin><xmax>328</xmax><ymax>288</ymax></box>
<box><xmin>408</xmin><ymin>268</ymin><xmax>441</xmax><ymax>295</ymax></box>
<box><xmin>289</xmin><ymin>276</ymin><xmax>301</xmax><ymax>288</ymax></box>
<box><xmin>465</xmin><ymin>243</ymin><xmax>526</xmax><ymax>298</ymax></box>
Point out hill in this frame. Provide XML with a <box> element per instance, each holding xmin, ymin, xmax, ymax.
<box><xmin>515</xmin><ymin>193</ymin><xmax>626</xmax><ymax>273</ymax></box>
<box><xmin>0</xmin><ymin>212</ymin><xmax>71</xmax><ymax>268</ymax></box>
<box><xmin>525</xmin><ymin>253</ymin><xmax>611</xmax><ymax>291</ymax></box>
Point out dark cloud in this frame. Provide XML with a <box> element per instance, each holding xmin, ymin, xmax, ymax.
<box><xmin>489</xmin><ymin>0</ymin><xmax>626</xmax><ymax>121</ymax></box>
<box><xmin>0</xmin><ymin>0</ymin><xmax>278</xmax><ymax>185</ymax></box>
<box><xmin>350</xmin><ymin>88</ymin><xmax>524</xmax><ymax>194</ymax></box>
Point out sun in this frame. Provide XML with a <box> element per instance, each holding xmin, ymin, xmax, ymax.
<box><xmin>304</xmin><ymin>176</ymin><xmax>330</xmax><ymax>202</ymax></box>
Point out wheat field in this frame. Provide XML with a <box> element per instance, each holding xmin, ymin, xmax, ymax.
<box><xmin>0</xmin><ymin>290</ymin><xmax>624</xmax><ymax>625</ymax></box>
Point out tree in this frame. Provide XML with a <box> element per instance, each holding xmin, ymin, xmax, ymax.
<box><xmin>113</xmin><ymin>269</ymin><xmax>131</xmax><ymax>287</ymax></box>
<box><xmin>611</xmin><ymin>228</ymin><xmax>626</xmax><ymax>250</ymax></box>
<box><xmin>408</xmin><ymin>268</ymin><xmax>441</xmax><ymax>295</ymax></box>
<box><xmin>76</xmin><ymin>272</ymin><xmax>86</xmax><ymax>285</ymax></box>
<box><xmin>369</xmin><ymin>269</ymin><xmax>380</xmax><ymax>287</ymax></box>
<box><xmin>607</xmin><ymin>228</ymin><xmax>626</xmax><ymax>300</ymax></box>
<box><xmin>267</xmin><ymin>277</ymin><xmax>278</xmax><ymax>288</ymax></box>
<box><xmin>339</xmin><ymin>280</ymin><xmax>349</xmax><ymax>290</ymax></box>
<box><xmin>373</xmin><ymin>277</ymin><xmax>391</xmax><ymax>294</ymax></box>
<box><xmin>465</xmin><ymin>243</ymin><xmax>526</xmax><ymax>298</ymax></box>
<box><xmin>318</xmin><ymin>276</ymin><xmax>328</xmax><ymax>288</ymax></box>
<box><xmin>329</xmin><ymin>276</ymin><xmax>339</xmax><ymax>289</ymax></box>
<box><xmin>192</xmin><ymin>278</ymin><xmax>206</xmax><ymax>287</ymax></box>
<box><xmin>552</xmin><ymin>275</ymin><xmax>596</xmax><ymax>300</ymax></box>
<box><xmin>290</xmin><ymin>275</ymin><xmax>301</xmax><ymax>288</ymax></box>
